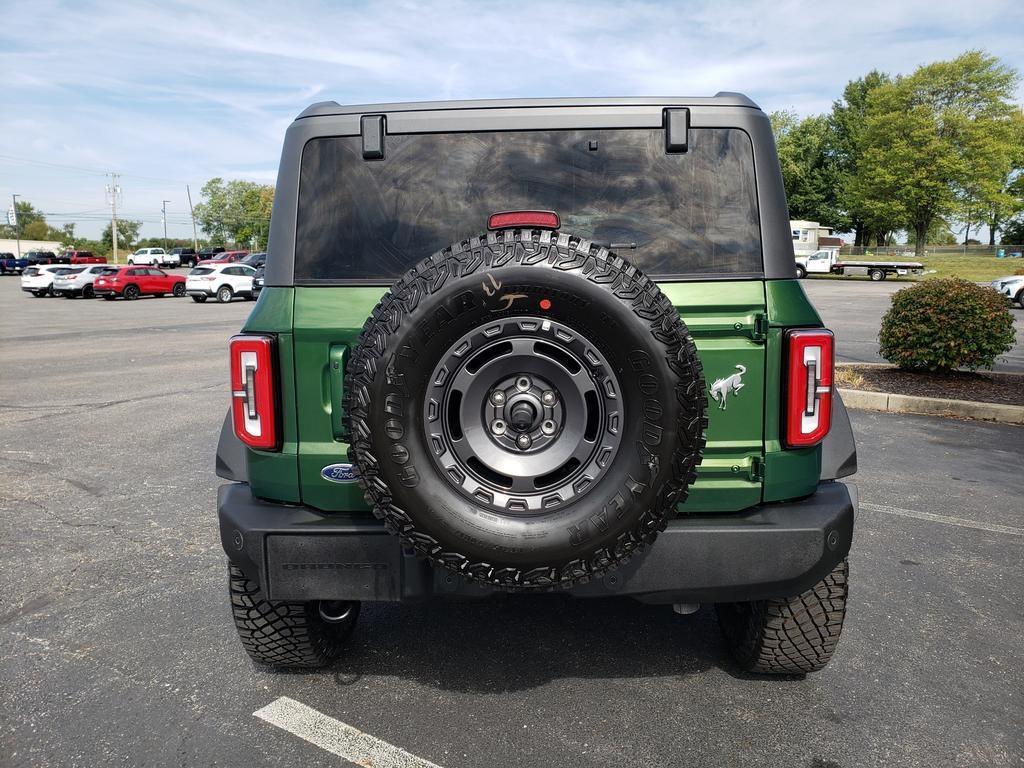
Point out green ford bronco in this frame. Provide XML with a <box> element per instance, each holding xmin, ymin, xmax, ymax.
<box><xmin>216</xmin><ymin>95</ymin><xmax>857</xmax><ymax>675</ymax></box>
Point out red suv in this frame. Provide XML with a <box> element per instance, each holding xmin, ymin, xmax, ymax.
<box><xmin>62</xmin><ymin>249</ymin><xmax>107</xmax><ymax>264</ymax></box>
<box><xmin>196</xmin><ymin>250</ymin><xmax>248</xmax><ymax>266</ymax></box>
<box><xmin>92</xmin><ymin>266</ymin><xmax>186</xmax><ymax>300</ymax></box>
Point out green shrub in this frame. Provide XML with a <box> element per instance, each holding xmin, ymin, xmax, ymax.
<box><xmin>878</xmin><ymin>279</ymin><xmax>1015</xmax><ymax>372</ymax></box>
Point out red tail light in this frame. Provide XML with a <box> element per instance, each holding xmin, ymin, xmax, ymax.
<box><xmin>784</xmin><ymin>329</ymin><xmax>834</xmax><ymax>448</ymax></box>
<box><xmin>487</xmin><ymin>210</ymin><xmax>560</xmax><ymax>230</ymax></box>
<box><xmin>229</xmin><ymin>334</ymin><xmax>279</xmax><ymax>450</ymax></box>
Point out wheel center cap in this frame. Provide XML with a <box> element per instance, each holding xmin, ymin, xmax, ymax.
<box><xmin>509</xmin><ymin>401</ymin><xmax>537</xmax><ymax>432</ymax></box>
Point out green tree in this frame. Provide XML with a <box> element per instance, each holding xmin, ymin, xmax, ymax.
<box><xmin>193</xmin><ymin>178</ymin><xmax>274</xmax><ymax>249</ymax></box>
<box><xmin>849</xmin><ymin>51</ymin><xmax>1020</xmax><ymax>258</ymax></box>
<box><xmin>771</xmin><ymin>111</ymin><xmax>844</xmax><ymax>226</ymax></box>
<box><xmin>0</xmin><ymin>200</ymin><xmax>47</xmax><ymax>239</ymax></box>
<box><xmin>829</xmin><ymin>71</ymin><xmax>891</xmax><ymax>245</ymax></box>
<box><xmin>101</xmin><ymin>219</ymin><xmax>142</xmax><ymax>252</ymax></box>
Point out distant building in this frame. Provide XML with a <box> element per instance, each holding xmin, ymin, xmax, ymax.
<box><xmin>0</xmin><ymin>238</ymin><xmax>63</xmax><ymax>256</ymax></box>
<box><xmin>790</xmin><ymin>221</ymin><xmax>840</xmax><ymax>257</ymax></box>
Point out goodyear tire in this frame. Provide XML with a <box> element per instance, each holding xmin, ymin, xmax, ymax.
<box><xmin>228</xmin><ymin>564</ymin><xmax>359</xmax><ymax>668</ymax></box>
<box><xmin>345</xmin><ymin>229</ymin><xmax>707</xmax><ymax>590</ymax></box>
<box><xmin>716</xmin><ymin>559</ymin><xmax>849</xmax><ymax>674</ymax></box>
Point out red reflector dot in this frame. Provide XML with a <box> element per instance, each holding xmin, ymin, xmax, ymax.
<box><xmin>539</xmin><ymin>298</ymin><xmax>552</xmax><ymax>310</ymax></box>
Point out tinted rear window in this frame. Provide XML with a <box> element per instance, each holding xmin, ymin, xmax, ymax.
<box><xmin>295</xmin><ymin>128</ymin><xmax>761</xmax><ymax>282</ymax></box>
<box><xmin>190</xmin><ymin>267</ymin><xmax>214</xmax><ymax>275</ymax></box>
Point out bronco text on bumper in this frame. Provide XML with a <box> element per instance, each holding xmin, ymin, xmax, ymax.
<box><xmin>216</xmin><ymin>95</ymin><xmax>857</xmax><ymax>674</ymax></box>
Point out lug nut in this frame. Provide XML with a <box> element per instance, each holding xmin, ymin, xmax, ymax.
<box><xmin>491</xmin><ymin>419</ymin><xmax>506</xmax><ymax>436</ymax></box>
<box><xmin>541</xmin><ymin>390</ymin><xmax>556</xmax><ymax>406</ymax></box>
<box><xmin>516</xmin><ymin>376</ymin><xmax>531</xmax><ymax>391</ymax></box>
<box><xmin>541</xmin><ymin>420</ymin><xmax>556</xmax><ymax>436</ymax></box>
<box><xmin>489</xmin><ymin>390</ymin><xmax>506</xmax><ymax>406</ymax></box>
<box><xmin>516</xmin><ymin>433</ymin><xmax>532</xmax><ymax>450</ymax></box>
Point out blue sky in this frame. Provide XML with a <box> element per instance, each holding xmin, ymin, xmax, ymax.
<box><xmin>2</xmin><ymin>0</ymin><xmax>1023</xmax><ymax>240</ymax></box>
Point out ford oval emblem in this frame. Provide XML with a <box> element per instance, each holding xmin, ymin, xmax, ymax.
<box><xmin>321</xmin><ymin>463</ymin><xmax>358</xmax><ymax>483</ymax></box>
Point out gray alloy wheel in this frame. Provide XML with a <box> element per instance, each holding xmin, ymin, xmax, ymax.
<box><xmin>424</xmin><ymin>316</ymin><xmax>624</xmax><ymax>515</ymax></box>
<box><xmin>217</xmin><ymin>285</ymin><xmax>233</xmax><ymax>303</ymax></box>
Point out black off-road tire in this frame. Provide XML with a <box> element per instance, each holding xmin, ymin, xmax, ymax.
<box><xmin>228</xmin><ymin>564</ymin><xmax>359</xmax><ymax>668</ymax></box>
<box><xmin>716</xmin><ymin>559</ymin><xmax>849</xmax><ymax>675</ymax></box>
<box><xmin>345</xmin><ymin>229</ymin><xmax>707</xmax><ymax>591</ymax></box>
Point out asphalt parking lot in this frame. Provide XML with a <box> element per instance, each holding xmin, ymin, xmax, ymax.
<box><xmin>803</xmin><ymin>279</ymin><xmax>1024</xmax><ymax>373</ymax></box>
<box><xmin>1</xmin><ymin>277</ymin><xmax>1021</xmax><ymax>767</ymax></box>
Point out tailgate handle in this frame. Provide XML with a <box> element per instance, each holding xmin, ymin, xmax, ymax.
<box><xmin>329</xmin><ymin>344</ymin><xmax>350</xmax><ymax>441</ymax></box>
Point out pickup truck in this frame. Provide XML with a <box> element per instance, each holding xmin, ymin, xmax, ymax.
<box><xmin>62</xmin><ymin>249</ymin><xmax>107</xmax><ymax>265</ymax></box>
<box><xmin>795</xmin><ymin>249</ymin><xmax>924</xmax><ymax>281</ymax></box>
<box><xmin>0</xmin><ymin>253</ymin><xmax>29</xmax><ymax>274</ymax></box>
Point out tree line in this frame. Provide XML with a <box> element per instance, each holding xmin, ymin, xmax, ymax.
<box><xmin>772</xmin><ymin>50</ymin><xmax>1024</xmax><ymax>255</ymax></box>
<box><xmin>1</xmin><ymin>177</ymin><xmax>275</xmax><ymax>255</ymax></box>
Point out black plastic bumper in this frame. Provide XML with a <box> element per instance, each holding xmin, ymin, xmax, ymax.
<box><xmin>218</xmin><ymin>481</ymin><xmax>855</xmax><ymax>604</ymax></box>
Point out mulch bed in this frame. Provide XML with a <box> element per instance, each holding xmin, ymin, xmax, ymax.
<box><xmin>837</xmin><ymin>364</ymin><xmax>1024</xmax><ymax>406</ymax></box>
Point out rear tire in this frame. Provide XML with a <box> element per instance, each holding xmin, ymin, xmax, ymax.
<box><xmin>172</xmin><ymin>283</ymin><xmax>186</xmax><ymax>297</ymax></box>
<box><xmin>795</xmin><ymin>265</ymin><xmax>807</xmax><ymax>279</ymax></box>
<box><xmin>216</xmin><ymin>285</ymin><xmax>233</xmax><ymax>303</ymax></box>
<box><xmin>1015</xmin><ymin>289</ymin><xmax>1024</xmax><ymax>308</ymax></box>
<box><xmin>869</xmin><ymin>269</ymin><xmax>885</xmax><ymax>281</ymax></box>
<box><xmin>716</xmin><ymin>559</ymin><xmax>848</xmax><ymax>675</ymax></box>
<box><xmin>83</xmin><ymin>284</ymin><xmax>95</xmax><ymax>299</ymax></box>
<box><xmin>228</xmin><ymin>564</ymin><xmax>359</xmax><ymax>668</ymax></box>
<box><xmin>123</xmin><ymin>284</ymin><xmax>140</xmax><ymax>300</ymax></box>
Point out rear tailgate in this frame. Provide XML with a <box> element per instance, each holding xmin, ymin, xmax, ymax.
<box><xmin>292</xmin><ymin>281</ymin><xmax>766</xmax><ymax>513</ymax></box>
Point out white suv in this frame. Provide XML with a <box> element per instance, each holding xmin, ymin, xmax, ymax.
<box><xmin>52</xmin><ymin>265</ymin><xmax>112</xmax><ymax>299</ymax></box>
<box><xmin>128</xmin><ymin>247</ymin><xmax>179</xmax><ymax>267</ymax></box>
<box><xmin>20</xmin><ymin>265</ymin><xmax>74</xmax><ymax>297</ymax></box>
<box><xmin>186</xmin><ymin>263</ymin><xmax>256</xmax><ymax>303</ymax></box>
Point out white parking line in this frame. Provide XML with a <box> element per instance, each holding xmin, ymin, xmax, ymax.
<box><xmin>860</xmin><ymin>502</ymin><xmax>1024</xmax><ymax>536</ymax></box>
<box><xmin>254</xmin><ymin>696</ymin><xmax>445</xmax><ymax>768</ymax></box>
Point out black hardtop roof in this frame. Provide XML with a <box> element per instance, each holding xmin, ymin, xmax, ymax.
<box><xmin>296</xmin><ymin>93</ymin><xmax>759</xmax><ymax>119</ymax></box>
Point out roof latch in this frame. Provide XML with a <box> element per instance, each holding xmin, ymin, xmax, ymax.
<box><xmin>361</xmin><ymin>114</ymin><xmax>386</xmax><ymax>160</ymax></box>
<box><xmin>663</xmin><ymin>108</ymin><xmax>689</xmax><ymax>154</ymax></box>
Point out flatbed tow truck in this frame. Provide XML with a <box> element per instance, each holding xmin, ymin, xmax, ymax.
<box><xmin>795</xmin><ymin>249</ymin><xmax>924</xmax><ymax>281</ymax></box>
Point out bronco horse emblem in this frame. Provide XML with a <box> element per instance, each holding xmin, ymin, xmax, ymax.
<box><xmin>709</xmin><ymin>364</ymin><xmax>746</xmax><ymax>410</ymax></box>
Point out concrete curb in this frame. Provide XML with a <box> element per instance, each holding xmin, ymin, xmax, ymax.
<box><xmin>838</xmin><ymin>388</ymin><xmax>1024</xmax><ymax>424</ymax></box>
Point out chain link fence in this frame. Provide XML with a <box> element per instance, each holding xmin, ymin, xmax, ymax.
<box><xmin>839</xmin><ymin>244</ymin><xmax>1024</xmax><ymax>258</ymax></box>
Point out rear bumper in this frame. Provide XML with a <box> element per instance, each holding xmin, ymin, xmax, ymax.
<box><xmin>218</xmin><ymin>481</ymin><xmax>855</xmax><ymax>604</ymax></box>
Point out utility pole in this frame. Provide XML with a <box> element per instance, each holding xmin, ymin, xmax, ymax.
<box><xmin>185</xmin><ymin>184</ymin><xmax>198</xmax><ymax>251</ymax></box>
<box><xmin>161</xmin><ymin>200</ymin><xmax>170</xmax><ymax>251</ymax></box>
<box><xmin>106</xmin><ymin>173</ymin><xmax>121</xmax><ymax>263</ymax></box>
<box><xmin>10</xmin><ymin>194</ymin><xmax>20</xmax><ymax>259</ymax></box>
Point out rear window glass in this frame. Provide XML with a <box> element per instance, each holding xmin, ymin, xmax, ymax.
<box><xmin>24</xmin><ymin>267</ymin><xmax>40</xmax><ymax>276</ymax></box>
<box><xmin>295</xmin><ymin>128</ymin><xmax>761</xmax><ymax>282</ymax></box>
<box><xmin>190</xmin><ymin>267</ymin><xmax>214</xmax><ymax>275</ymax></box>
<box><xmin>99</xmin><ymin>268</ymin><xmax>119</xmax><ymax>275</ymax></box>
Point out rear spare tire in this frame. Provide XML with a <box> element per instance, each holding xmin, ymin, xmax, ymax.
<box><xmin>346</xmin><ymin>229</ymin><xmax>707</xmax><ymax>590</ymax></box>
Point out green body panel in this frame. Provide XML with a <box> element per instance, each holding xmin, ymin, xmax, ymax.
<box><xmin>240</xmin><ymin>288</ymin><xmax>301</xmax><ymax>502</ymax></box>
<box><xmin>659</xmin><ymin>282</ymin><xmax>767</xmax><ymax>513</ymax></box>
<box><xmin>244</xmin><ymin>280</ymin><xmax>823</xmax><ymax>511</ymax></box>
<box><xmin>761</xmin><ymin>281</ymin><xmax>824</xmax><ymax>502</ymax></box>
